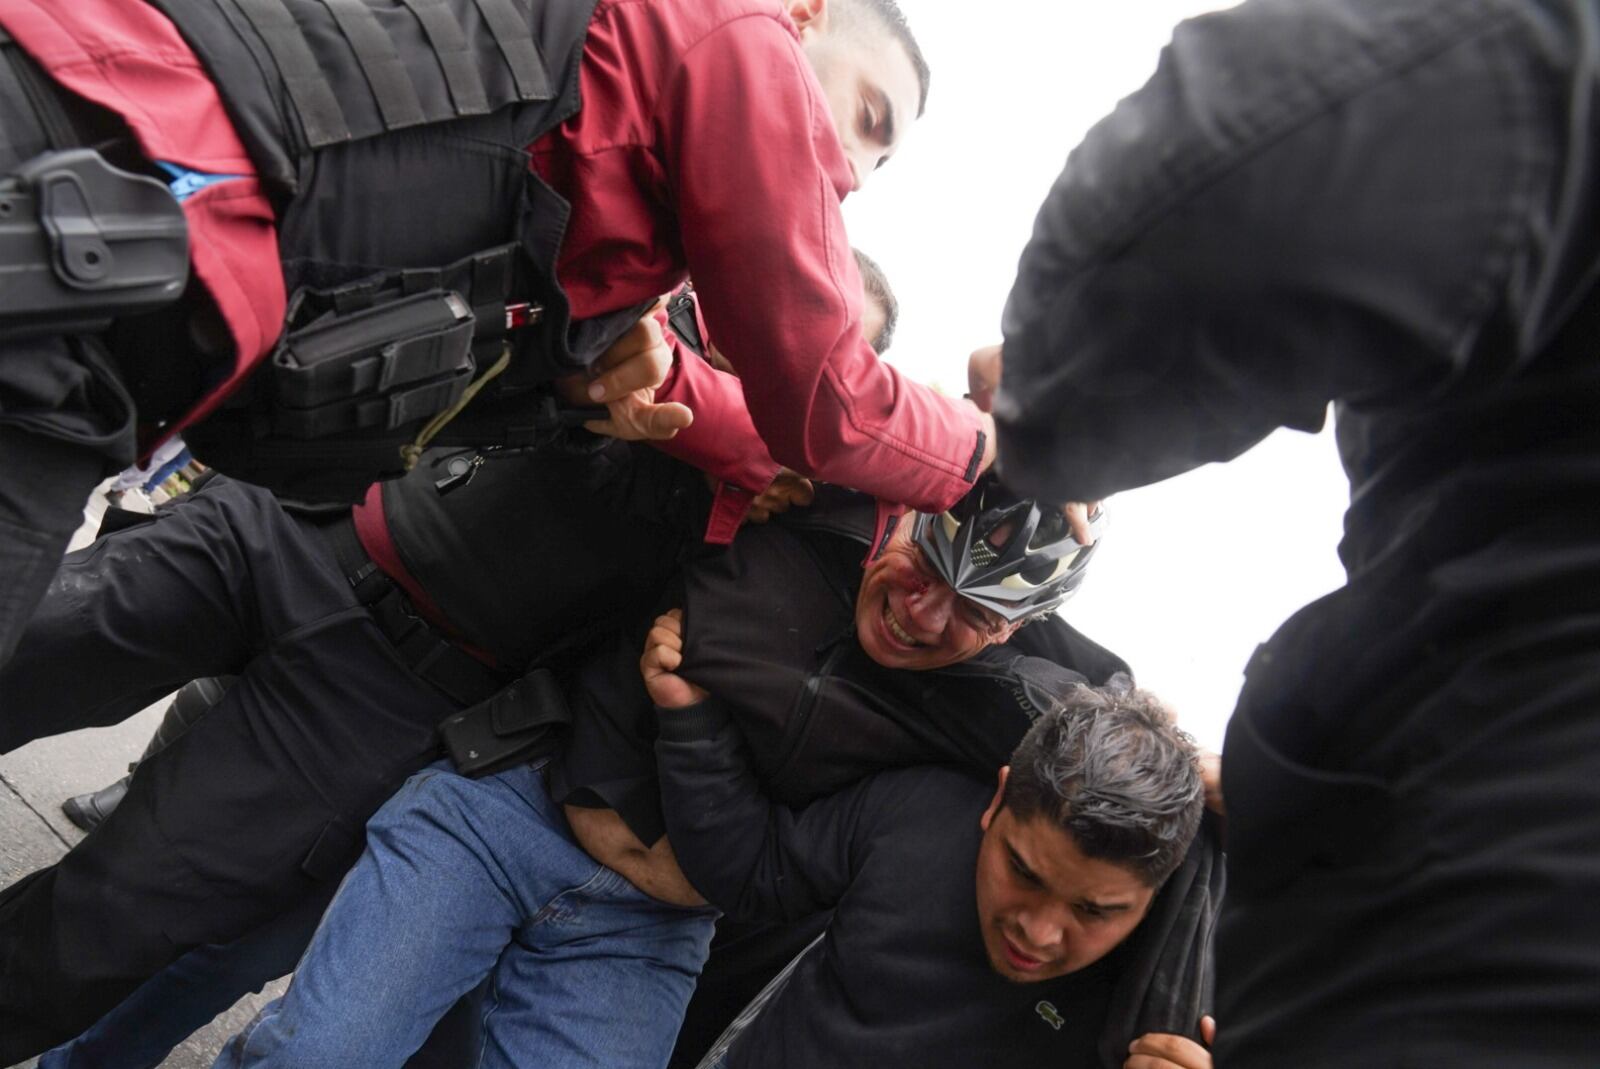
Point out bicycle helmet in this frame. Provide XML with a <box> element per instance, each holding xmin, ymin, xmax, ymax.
<box><xmin>911</xmin><ymin>477</ymin><xmax>1103</xmax><ymax>623</ymax></box>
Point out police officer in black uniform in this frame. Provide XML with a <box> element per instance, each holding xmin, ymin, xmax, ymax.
<box><xmin>987</xmin><ymin>1</ymin><xmax>1600</xmax><ymax>1064</ymax></box>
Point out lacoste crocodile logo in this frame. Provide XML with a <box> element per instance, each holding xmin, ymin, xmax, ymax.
<box><xmin>1036</xmin><ymin>1000</ymin><xmax>1064</xmax><ymax>1031</ymax></box>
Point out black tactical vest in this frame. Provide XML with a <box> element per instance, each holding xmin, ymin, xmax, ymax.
<box><xmin>149</xmin><ymin>0</ymin><xmax>652</xmax><ymax>503</ymax></box>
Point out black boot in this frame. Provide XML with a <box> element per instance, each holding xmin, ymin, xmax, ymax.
<box><xmin>58</xmin><ymin>676</ymin><xmax>235</xmax><ymax>832</ymax></box>
<box><xmin>138</xmin><ymin>675</ymin><xmax>232</xmax><ymax>761</ymax></box>
<box><xmin>61</xmin><ymin>775</ymin><xmax>129</xmax><ymax>832</ymax></box>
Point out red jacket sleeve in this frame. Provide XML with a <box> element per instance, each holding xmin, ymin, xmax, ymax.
<box><xmin>651</xmin><ymin>343</ymin><xmax>780</xmax><ymax>545</ymax></box>
<box><xmin>652</xmin><ymin>340</ymin><xmax>781</xmax><ymax>495</ymax></box>
<box><xmin>657</xmin><ymin>15</ymin><xmax>985</xmax><ymax>513</ymax></box>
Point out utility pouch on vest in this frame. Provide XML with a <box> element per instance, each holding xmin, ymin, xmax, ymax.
<box><xmin>440</xmin><ymin>666</ymin><xmax>571</xmax><ymax>778</ymax></box>
<box><xmin>271</xmin><ymin>288</ymin><xmax>477</xmax><ymax>439</ymax></box>
<box><xmin>0</xmin><ymin>149</ymin><xmax>187</xmax><ymax>336</ymax></box>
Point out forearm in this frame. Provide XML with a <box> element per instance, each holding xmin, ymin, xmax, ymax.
<box><xmin>995</xmin><ymin>2</ymin><xmax>1514</xmax><ymax>502</ymax></box>
<box><xmin>743</xmin><ymin>356</ymin><xmax>986</xmax><ymax>514</ymax></box>
<box><xmin>563</xmin><ymin>803</ymin><xmax>706</xmax><ymax>908</ymax></box>
<box><xmin>664</xmin><ymin>18</ymin><xmax>983</xmax><ymax>512</ymax></box>
<box><xmin>656</xmin><ymin>699</ymin><xmax>850</xmax><ymax>921</ymax></box>
<box><xmin>649</xmin><ymin>353</ymin><xmax>780</xmax><ymax>494</ymax></box>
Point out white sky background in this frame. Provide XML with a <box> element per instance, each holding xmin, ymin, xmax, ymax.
<box><xmin>841</xmin><ymin>0</ymin><xmax>1351</xmax><ymax>750</ymax></box>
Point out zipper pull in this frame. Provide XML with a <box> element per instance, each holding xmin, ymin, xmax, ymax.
<box><xmin>434</xmin><ymin>452</ymin><xmax>485</xmax><ymax>495</ymax></box>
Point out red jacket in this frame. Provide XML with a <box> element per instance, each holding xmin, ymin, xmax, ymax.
<box><xmin>649</xmin><ymin>300</ymin><xmax>904</xmax><ymax>550</ymax></box>
<box><xmin>534</xmin><ymin>0</ymin><xmax>985</xmax><ymax>513</ymax></box>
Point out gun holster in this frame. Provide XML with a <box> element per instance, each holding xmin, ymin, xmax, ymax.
<box><xmin>440</xmin><ymin>666</ymin><xmax>571</xmax><ymax>778</ymax></box>
<box><xmin>0</xmin><ymin>148</ymin><xmax>188</xmax><ymax>336</ymax></box>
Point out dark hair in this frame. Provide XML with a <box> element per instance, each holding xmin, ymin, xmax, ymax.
<box><xmin>852</xmin><ymin>248</ymin><xmax>898</xmax><ymax>354</ymax></box>
<box><xmin>833</xmin><ymin>0</ymin><xmax>931</xmax><ymax>116</ymax></box>
<box><xmin>1002</xmin><ymin>678</ymin><xmax>1203</xmax><ymax>886</ymax></box>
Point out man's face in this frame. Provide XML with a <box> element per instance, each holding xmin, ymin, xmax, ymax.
<box><xmin>854</xmin><ymin>519</ymin><xmax>1021</xmax><ymax>671</ymax></box>
<box><xmin>794</xmin><ymin>6</ymin><xmax>921</xmax><ymax>191</ymax></box>
<box><xmin>974</xmin><ymin>769</ymin><xmax>1155</xmax><ymax>983</ymax></box>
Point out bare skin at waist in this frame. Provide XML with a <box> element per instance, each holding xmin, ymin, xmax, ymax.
<box><xmin>564</xmin><ymin>804</ymin><xmax>705</xmax><ymax>908</ymax></box>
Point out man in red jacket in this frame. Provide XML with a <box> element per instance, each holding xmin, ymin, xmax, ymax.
<box><xmin>0</xmin><ymin>0</ymin><xmax>995</xmax><ymax>666</ymax></box>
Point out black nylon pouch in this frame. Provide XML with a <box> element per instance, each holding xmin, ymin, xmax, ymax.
<box><xmin>271</xmin><ymin>288</ymin><xmax>476</xmax><ymax>437</ymax></box>
<box><xmin>440</xmin><ymin>666</ymin><xmax>571</xmax><ymax>778</ymax></box>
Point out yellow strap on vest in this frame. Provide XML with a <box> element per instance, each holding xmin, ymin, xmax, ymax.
<box><xmin>399</xmin><ymin>342</ymin><xmax>512</xmax><ymax>471</ymax></box>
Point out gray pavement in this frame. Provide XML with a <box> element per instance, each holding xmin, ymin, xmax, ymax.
<box><xmin>0</xmin><ymin>488</ymin><xmax>285</xmax><ymax>1068</ymax></box>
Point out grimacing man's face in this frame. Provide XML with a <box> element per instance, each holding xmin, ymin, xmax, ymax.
<box><xmin>853</xmin><ymin>520</ymin><xmax>1022</xmax><ymax>671</ymax></box>
<box><xmin>974</xmin><ymin>767</ymin><xmax>1155</xmax><ymax>983</ymax></box>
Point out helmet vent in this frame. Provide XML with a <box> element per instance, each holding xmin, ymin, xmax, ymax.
<box><xmin>970</xmin><ymin>541</ymin><xmax>999</xmax><ymax>568</ymax></box>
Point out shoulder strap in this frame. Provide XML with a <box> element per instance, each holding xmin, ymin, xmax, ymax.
<box><xmin>318</xmin><ymin>0</ymin><xmax>427</xmax><ymax>129</ymax></box>
<box><xmin>397</xmin><ymin>0</ymin><xmax>491</xmax><ymax>112</ymax></box>
<box><xmin>225</xmin><ymin>0</ymin><xmax>352</xmax><ymax>145</ymax></box>
<box><xmin>209</xmin><ymin>0</ymin><xmax>562</xmax><ymax>149</ymax></box>
<box><xmin>469</xmin><ymin>0</ymin><xmax>551</xmax><ymax>99</ymax></box>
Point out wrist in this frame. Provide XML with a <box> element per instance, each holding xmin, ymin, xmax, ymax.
<box><xmin>655</xmin><ymin>698</ymin><xmax>729</xmax><ymax>741</ymax></box>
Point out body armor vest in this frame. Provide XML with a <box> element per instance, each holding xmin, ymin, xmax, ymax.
<box><xmin>149</xmin><ymin>0</ymin><xmax>652</xmax><ymax>502</ymax></box>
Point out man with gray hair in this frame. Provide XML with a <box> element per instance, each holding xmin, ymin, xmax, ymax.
<box><xmin>647</xmin><ymin>629</ymin><xmax>1221</xmax><ymax>1069</ymax></box>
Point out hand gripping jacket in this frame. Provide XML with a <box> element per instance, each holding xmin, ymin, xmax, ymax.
<box><xmin>137</xmin><ymin>0</ymin><xmax>649</xmax><ymax>502</ymax></box>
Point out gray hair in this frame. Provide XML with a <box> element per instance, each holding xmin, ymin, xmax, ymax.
<box><xmin>1002</xmin><ymin>677</ymin><xmax>1204</xmax><ymax>886</ymax></box>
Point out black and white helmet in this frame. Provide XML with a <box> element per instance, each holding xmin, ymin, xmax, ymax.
<box><xmin>911</xmin><ymin>477</ymin><xmax>1103</xmax><ymax>623</ymax></box>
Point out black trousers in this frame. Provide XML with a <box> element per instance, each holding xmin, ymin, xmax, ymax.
<box><xmin>0</xmin><ymin>475</ymin><xmax>455</xmax><ymax>1060</ymax></box>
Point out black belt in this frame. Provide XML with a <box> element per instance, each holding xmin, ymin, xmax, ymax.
<box><xmin>319</xmin><ymin>514</ymin><xmax>508</xmax><ymax>707</ymax></box>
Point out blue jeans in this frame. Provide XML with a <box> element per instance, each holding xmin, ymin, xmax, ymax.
<box><xmin>212</xmin><ymin>761</ymin><xmax>716</xmax><ymax>1069</ymax></box>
